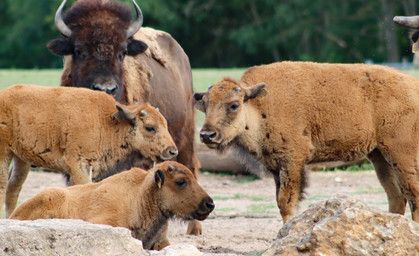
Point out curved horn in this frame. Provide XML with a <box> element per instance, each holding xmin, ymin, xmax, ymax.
<box><xmin>55</xmin><ymin>0</ymin><xmax>72</xmax><ymax>37</ymax></box>
<box><xmin>393</xmin><ymin>16</ymin><xmax>419</xmax><ymax>29</ymax></box>
<box><xmin>126</xmin><ymin>0</ymin><xmax>143</xmax><ymax>38</ymax></box>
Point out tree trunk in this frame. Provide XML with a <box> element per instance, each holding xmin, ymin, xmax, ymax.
<box><xmin>380</xmin><ymin>0</ymin><xmax>400</xmax><ymax>62</ymax></box>
<box><xmin>197</xmin><ymin>144</ymin><xmax>366</xmax><ymax>173</ymax></box>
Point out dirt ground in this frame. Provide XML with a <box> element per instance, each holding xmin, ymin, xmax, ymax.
<box><xmin>16</xmin><ymin>168</ymin><xmax>412</xmax><ymax>256</ymax></box>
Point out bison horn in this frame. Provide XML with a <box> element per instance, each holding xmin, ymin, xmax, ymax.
<box><xmin>140</xmin><ymin>110</ymin><xmax>148</xmax><ymax>116</ymax></box>
<box><xmin>393</xmin><ymin>16</ymin><xmax>419</xmax><ymax>29</ymax></box>
<box><xmin>127</xmin><ymin>0</ymin><xmax>143</xmax><ymax>38</ymax></box>
<box><xmin>54</xmin><ymin>0</ymin><xmax>72</xmax><ymax>37</ymax></box>
<box><xmin>168</xmin><ymin>165</ymin><xmax>175</xmax><ymax>172</ymax></box>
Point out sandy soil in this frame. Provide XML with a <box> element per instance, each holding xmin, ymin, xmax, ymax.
<box><xmin>15</xmin><ymin>168</ymin><xmax>411</xmax><ymax>256</ymax></box>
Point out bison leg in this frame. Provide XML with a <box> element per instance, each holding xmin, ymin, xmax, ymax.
<box><xmin>176</xmin><ymin>140</ymin><xmax>203</xmax><ymax>235</ymax></box>
<box><xmin>367</xmin><ymin>149</ymin><xmax>406</xmax><ymax>214</ymax></box>
<box><xmin>186</xmin><ymin>220</ymin><xmax>202</xmax><ymax>236</ymax></box>
<box><xmin>152</xmin><ymin>224</ymin><xmax>170</xmax><ymax>250</ymax></box>
<box><xmin>0</xmin><ymin>150</ymin><xmax>12</xmax><ymax>218</ymax></box>
<box><xmin>277</xmin><ymin>160</ymin><xmax>307</xmax><ymax>223</ymax></box>
<box><xmin>5</xmin><ymin>156</ymin><xmax>31</xmax><ymax>217</ymax></box>
<box><xmin>66</xmin><ymin>163</ymin><xmax>92</xmax><ymax>185</ymax></box>
<box><xmin>391</xmin><ymin>159</ymin><xmax>419</xmax><ymax>222</ymax></box>
<box><xmin>379</xmin><ymin>135</ymin><xmax>419</xmax><ymax>222</ymax></box>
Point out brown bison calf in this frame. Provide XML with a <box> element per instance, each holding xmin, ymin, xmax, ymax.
<box><xmin>194</xmin><ymin>61</ymin><xmax>419</xmax><ymax>223</ymax></box>
<box><xmin>10</xmin><ymin>161</ymin><xmax>214</xmax><ymax>250</ymax></box>
<box><xmin>0</xmin><ymin>84</ymin><xmax>177</xmax><ymax>217</ymax></box>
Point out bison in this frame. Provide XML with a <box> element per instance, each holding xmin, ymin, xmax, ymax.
<box><xmin>10</xmin><ymin>161</ymin><xmax>215</xmax><ymax>250</ymax></box>
<box><xmin>194</xmin><ymin>61</ymin><xmax>419</xmax><ymax>223</ymax></box>
<box><xmin>393</xmin><ymin>15</ymin><xmax>419</xmax><ymax>55</ymax></box>
<box><xmin>48</xmin><ymin>0</ymin><xmax>201</xmax><ymax>235</ymax></box>
<box><xmin>0</xmin><ymin>84</ymin><xmax>177</xmax><ymax>218</ymax></box>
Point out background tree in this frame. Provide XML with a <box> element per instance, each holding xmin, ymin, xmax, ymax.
<box><xmin>0</xmin><ymin>0</ymin><xmax>417</xmax><ymax>68</ymax></box>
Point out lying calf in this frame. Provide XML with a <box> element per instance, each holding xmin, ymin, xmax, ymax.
<box><xmin>10</xmin><ymin>161</ymin><xmax>214</xmax><ymax>250</ymax></box>
<box><xmin>0</xmin><ymin>84</ymin><xmax>177</xmax><ymax>217</ymax></box>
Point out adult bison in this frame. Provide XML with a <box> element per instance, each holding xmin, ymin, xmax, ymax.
<box><xmin>393</xmin><ymin>15</ymin><xmax>419</xmax><ymax>52</ymax></box>
<box><xmin>48</xmin><ymin>0</ymin><xmax>200</xmax><ymax>234</ymax></box>
<box><xmin>194</xmin><ymin>61</ymin><xmax>419</xmax><ymax>224</ymax></box>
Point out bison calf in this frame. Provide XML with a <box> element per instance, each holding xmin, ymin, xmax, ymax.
<box><xmin>194</xmin><ymin>61</ymin><xmax>419</xmax><ymax>223</ymax></box>
<box><xmin>10</xmin><ymin>161</ymin><xmax>214</xmax><ymax>250</ymax></box>
<box><xmin>0</xmin><ymin>84</ymin><xmax>177</xmax><ymax>217</ymax></box>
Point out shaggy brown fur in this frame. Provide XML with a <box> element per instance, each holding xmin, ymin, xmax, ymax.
<box><xmin>194</xmin><ymin>61</ymin><xmax>419</xmax><ymax>223</ymax></box>
<box><xmin>48</xmin><ymin>0</ymin><xmax>200</xmax><ymax>233</ymax></box>
<box><xmin>10</xmin><ymin>161</ymin><xmax>214</xmax><ymax>250</ymax></box>
<box><xmin>0</xmin><ymin>84</ymin><xmax>177</xmax><ymax>218</ymax></box>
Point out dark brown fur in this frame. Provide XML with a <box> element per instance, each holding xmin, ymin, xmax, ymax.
<box><xmin>48</xmin><ymin>0</ymin><xmax>200</xmax><ymax>234</ymax></box>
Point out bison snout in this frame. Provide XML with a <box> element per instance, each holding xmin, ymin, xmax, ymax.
<box><xmin>192</xmin><ymin>196</ymin><xmax>215</xmax><ymax>221</ymax></box>
<box><xmin>93</xmin><ymin>83</ymin><xmax>118</xmax><ymax>95</ymax></box>
<box><xmin>160</xmin><ymin>145</ymin><xmax>178</xmax><ymax>160</ymax></box>
<box><xmin>200</xmin><ymin>130</ymin><xmax>217</xmax><ymax>143</ymax></box>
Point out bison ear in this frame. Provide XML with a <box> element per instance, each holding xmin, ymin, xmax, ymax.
<box><xmin>127</xmin><ymin>39</ymin><xmax>148</xmax><ymax>56</ymax></box>
<box><xmin>244</xmin><ymin>83</ymin><xmax>267</xmax><ymax>102</ymax></box>
<box><xmin>154</xmin><ymin>170</ymin><xmax>165</xmax><ymax>189</ymax></box>
<box><xmin>47</xmin><ymin>39</ymin><xmax>74</xmax><ymax>56</ymax></box>
<box><xmin>193</xmin><ymin>92</ymin><xmax>206</xmax><ymax>112</ymax></box>
<box><xmin>114</xmin><ymin>104</ymin><xmax>137</xmax><ymax>126</ymax></box>
<box><xmin>411</xmin><ymin>30</ymin><xmax>419</xmax><ymax>43</ymax></box>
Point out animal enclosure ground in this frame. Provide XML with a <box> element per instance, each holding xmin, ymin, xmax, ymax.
<box><xmin>13</xmin><ymin>168</ymin><xmax>411</xmax><ymax>256</ymax></box>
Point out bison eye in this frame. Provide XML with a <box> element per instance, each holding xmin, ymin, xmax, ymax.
<box><xmin>229</xmin><ymin>103</ymin><xmax>239</xmax><ymax>112</ymax></box>
<box><xmin>145</xmin><ymin>126</ymin><xmax>156</xmax><ymax>133</ymax></box>
<box><xmin>118</xmin><ymin>50</ymin><xmax>128</xmax><ymax>61</ymax></box>
<box><xmin>75</xmin><ymin>49</ymin><xmax>87</xmax><ymax>59</ymax></box>
<box><xmin>175</xmin><ymin>179</ymin><xmax>187</xmax><ymax>188</ymax></box>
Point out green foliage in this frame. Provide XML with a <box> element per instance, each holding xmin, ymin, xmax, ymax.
<box><xmin>0</xmin><ymin>0</ymin><xmax>417</xmax><ymax>68</ymax></box>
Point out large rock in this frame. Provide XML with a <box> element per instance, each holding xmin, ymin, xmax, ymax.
<box><xmin>263</xmin><ymin>194</ymin><xmax>419</xmax><ymax>256</ymax></box>
<box><xmin>0</xmin><ymin>219</ymin><xmax>146</xmax><ymax>256</ymax></box>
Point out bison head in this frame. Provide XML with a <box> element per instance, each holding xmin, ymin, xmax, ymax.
<box><xmin>114</xmin><ymin>103</ymin><xmax>178</xmax><ymax>162</ymax></box>
<box><xmin>48</xmin><ymin>0</ymin><xmax>148</xmax><ymax>101</ymax></box>
<box><xmin>194</xmin><ymin>78</ymin><xmax>267</xmax><ymax>151</ymax></box>
<box><xmin>152</xmin><ymin>162</ymin><xmax>214</xmax><ymax>221</ymax></box>
<box><xmin>393</xmin><ymin>15</ymin><xmax>419</xmax><ymax>52</ymax></box>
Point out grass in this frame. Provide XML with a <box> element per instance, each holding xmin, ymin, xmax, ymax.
<box><xmin>2</xmin><ymin>67</ymin><xmax>419</xmax><ymax>173</ymax></box>
<box><xmin>0</xmin><ymin>68</ymin><xmax>246</xmax><ymax>91</ymax></box>
<box><xmin>0</xmin><ymin>69</ymin><xmax>62</xmax><ymax>89</ymax></box>
<box><xmin>0</xmin><ymin>68</ymin><xmax>246</xmax><ymax>128</ymax></box>
<box><xmin>248</xmin><ymin>203</ymin><xmax>277</xmax><ymax>213</ymax></box>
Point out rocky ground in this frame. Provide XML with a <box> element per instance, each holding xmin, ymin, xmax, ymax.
<box><xmin>16</xmin><ymin>168</ymin><xmax>412</xmax><ymax>256</ymax></box>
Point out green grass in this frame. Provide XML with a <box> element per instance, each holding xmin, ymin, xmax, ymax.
<box><xmin>351</xmin><ymin>186</ymin><xmax>385</xmax><ymax>195</ymax></box>
<box><xmin>0</xmin><ymin>68</ymin><xmax>246</xmax><ymax>129</ymax></box>
<box><xmin>216</xmin><ymin>207</ymin><xmax>238</xmax><ymax>212</ymax></box>
<box><xmin>0</xmin><ymin>69</ymin><xmax>62</xmax><ymax>89</ymax></box>
<box><xmin>248</xmin><ymin>203</ymin><xmax>277</xmax><ymax>213</ymax></box>
<box><xmin>192</xmin><ymin>68</ymin><xmax>246</xmax><ymax>92</ymax></box>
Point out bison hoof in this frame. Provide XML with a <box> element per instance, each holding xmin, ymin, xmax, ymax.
<box><xmin>186</xmin><ymin>220</ymin><xmax>202</xmax><ymax>236</ymax></box>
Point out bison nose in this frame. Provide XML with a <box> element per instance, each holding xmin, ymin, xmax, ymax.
<box><xmin>200</xmin><ymin>130</ymin><xmax>217</xmax><ymax>143</ymax></box>
<box><xmin>204</xmin><ymin>197</ymin><xmax>215</xmax><ymax>211</ymax></box>
<box><xmin>161</xmin><ymin>145</ymin><xmax>178</xmax><ymax>160</ymax></box>
<box><xmin>93</xmin><ymin>84</ymin><xmax>117</xmax><ymax>95</ymax></box>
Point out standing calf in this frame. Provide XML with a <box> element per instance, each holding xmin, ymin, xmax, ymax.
<box><xmin>194</xmin><ymin>61</ymin><xmax>419</xmax><ymax>223</ymax></box>
<box><xmin>10</xmin><ymin>161</ymin><xmax>214</xmax><ymax>250</ymax></box>
<box><xmin>0</xmin><ymin>84</ymin><xmax>177</xmax><ymax>217</ymax></box>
